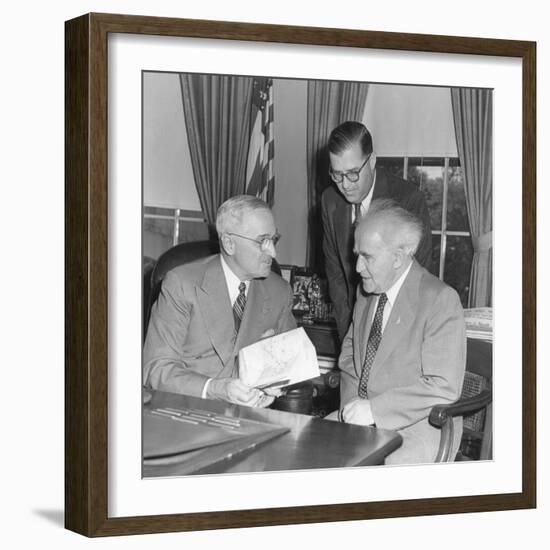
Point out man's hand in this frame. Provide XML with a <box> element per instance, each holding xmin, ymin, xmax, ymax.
<box><xmin>207</xmin><ymin>378</ymin><xmax>274</xmax><ymax>408</ymax></box>
<box><xmin>341</xmin><ymin>397</ymin><xmax>375</xmax><ymax>426</ymax></box>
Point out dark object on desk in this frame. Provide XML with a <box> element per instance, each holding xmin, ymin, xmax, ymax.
<box><xmin>143</xmin><ymin>404</ymin><xmax>289</xmax><ymax>474</ymax></box>
<box><xmin>143</xmin><ymin>240</ymin><xmax>281</xmax><ymax>337</ymax></box>
<box><xmin>272</xmin><ymin>380</ymin><xmax>314</xmax><ymax>415</ymax></box>
<box><xmin>311</xmin><ymin>370</ymin><xmax>341</xmax><ymax>417</ymax></box>
<box><xmin>430</xmin><ymin>338</ymin><xmax>493</xmax><ymax>462</ymax></box>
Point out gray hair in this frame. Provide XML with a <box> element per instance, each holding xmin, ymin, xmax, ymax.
<box><xmin>215</xmin><ymin>195</ymin><xmax>271</xmax><ymax>236</ymax></box>
<box><xmin>358</xmin><ymin>198</ymin><xmax>424</xmax><ymax>256</ymax></box>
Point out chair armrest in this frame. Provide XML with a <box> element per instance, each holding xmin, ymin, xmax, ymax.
<box><xmin>429</xmin><ymin>389</ymin><xmax>492</xmax><ymax>428</ymax></box>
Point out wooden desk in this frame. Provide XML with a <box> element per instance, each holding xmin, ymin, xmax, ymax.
<box><xmin>143</xmin><ymin>391</ymin><xmax>402</xmax><ymax>477</ymax></box>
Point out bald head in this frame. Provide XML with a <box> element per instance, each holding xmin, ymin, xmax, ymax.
<box><xmin>356</xmin><ymin>198</ymin><xmax>423</xmax><ymax>256</ymax></box>
<box><xmin>354</xmin><ymin>199</ymin><xmax>424</xmax><ymax>294</ymax></box>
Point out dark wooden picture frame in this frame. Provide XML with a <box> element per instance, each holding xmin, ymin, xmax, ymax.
<box><xmin>65</xmin><ymin>12</ymin><xmax>536</xmax><ymax>537</ymax></box>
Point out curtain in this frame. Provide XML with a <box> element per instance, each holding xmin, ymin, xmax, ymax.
<box><xmin>451</xmin><ymin>88</ymin><xmax>493</xmax><ymax>307</ymax></box>
<box><xmin>180</xmin><ymin>74</ymin><xmax>253</xmax><ymax>228</ymax></box>
<box><xmin>306</xmin><ymin>81</ymin><xmax>369</xmax><ymax>267</ymax></box>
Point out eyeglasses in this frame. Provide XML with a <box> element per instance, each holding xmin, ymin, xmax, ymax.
<box><xmin>329</xmin><ymin>155</ymin><xmax>370</xmax><ymax>184</ymax></box>
<box><xmin>227</xmin><ymin>232</ymin><xmax>281</xmax><ymax>250</ymax></box>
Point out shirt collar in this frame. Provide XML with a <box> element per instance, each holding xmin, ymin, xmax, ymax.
<box><xmin>384</xmin><ymin>259</ymin><xmax>413</xmax><ymax>308</ymax></box>
<box><xmin>220</xmin><ymin>254</ymin><xmax>249</xmax><ymax>303</ymax></box>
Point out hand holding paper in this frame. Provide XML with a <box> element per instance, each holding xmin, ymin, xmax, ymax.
<box><xmin>238</xmin><ymin>328</ymin><xmax>320</xmax><ymax>390</ymax></box>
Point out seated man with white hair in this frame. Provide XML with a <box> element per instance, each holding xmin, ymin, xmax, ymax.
<box><xmin>333</xmin><ymin>198</ymin><xmax>466</xmax><ymax>464</ymax></box>
<box><xmin>143</xmin><ymin>195</ymin><xmax>296</xmax><ymax>407</ymax></box>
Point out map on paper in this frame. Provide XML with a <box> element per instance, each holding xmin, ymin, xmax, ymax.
<box><xmin>238</xmin><ymin>327</ymin><xmax>320</xmax><ymax>389</ymax></box>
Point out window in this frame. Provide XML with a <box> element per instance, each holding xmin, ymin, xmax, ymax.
<box><xmin>377</xmin><ymin>157</ymin><xmax>472</xmax><ymax>307</ymax></box>
<box><xmin>143</xmin><ymin>206</ymin><xmax>209</xmax><ymax>261</ymax></box>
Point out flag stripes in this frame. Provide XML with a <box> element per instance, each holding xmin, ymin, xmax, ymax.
<box><xmin>246</xmin><ymin>77</ymin><xmax>274</xmax><ymax>205</ymax></box>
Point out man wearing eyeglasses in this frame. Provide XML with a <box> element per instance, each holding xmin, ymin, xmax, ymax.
<box><xmin>322</xmin><ymin>121</ymin><xmax>432</xmax><ymax>341</ymax></box>
<box><xmin>143</xmin><ymin>195</ymin><xmax>296</xmax><ymax>407</ymax></box>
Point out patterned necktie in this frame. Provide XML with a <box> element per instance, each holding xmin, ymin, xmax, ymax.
<box><xmin>358</xmin><ymin>293</ymin><xmax>388</xmax><ymax>398</ymax></box>
<box><xmin>233</xmin><ymin>282</ymin><xmax>247</xmax><ymax>334</ymax></box>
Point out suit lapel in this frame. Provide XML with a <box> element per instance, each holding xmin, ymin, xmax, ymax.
<box><xmin>370</xmin><ymin>262</ymin><xmax>422</xmax><ymax>377</ymax></box>
<box><xmin>195</xmin><ymin>256</ymin><xmax>235</xmax><ymax>368</ymax></box>
<box><xmin>335</xmin><ymin>199</ymin><xmax>353</xmax><ymax>280</ymax></box>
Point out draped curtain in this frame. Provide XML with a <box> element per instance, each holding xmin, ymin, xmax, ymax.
<box><xmin>180</xmin><ymin>74</ymin><xmax>253</xmax><ymax>229</ymax></box>
<box><xmin>451</xmin><ymin>88</ymin><xmax>493</xmax><ymax>307</ymax></box>
<box><xmin>306</xmin><ymin>81</ymin><xmax>369</xmax><ymax>267</ymax></box>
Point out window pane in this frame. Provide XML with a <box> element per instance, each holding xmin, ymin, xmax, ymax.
<box><xmin>446</xmin><ymin>166</ymin><xmax>470</xmax><ymax>232</ymax></box>
<box><xmin>177</xmin><ymin>219</ymin><xmax>210</xmax><ymax>244</ymax></box>
<box><xmin>144</xmin><ymin>217</ymin><xmax>174</xmax><ymax>260</ymax></box>
<box><xmin>409</xmin><ymin>163</ymin><xmax>444</xmax><ymax>231</ymax></box>
<box><xmin>429</xmin><ymin>233</ymin><xmax>441</xmax><ymax>277</ymax></box>
<box><xmin>444</xmin><ymin>235</ymin><xmax>474</xmax><ymax>307</ymax></box>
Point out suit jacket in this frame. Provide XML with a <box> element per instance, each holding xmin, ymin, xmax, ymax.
<box><xmin>339</xmin><ymin>260</ymin><xmax>466</xmax><ymax>464</ymax></box>
<box><xmin>321</xmin><ymin>167</ymin><xmax>433</xmax><ymax>340</ymax></box>
<box><xmin>143</xmin><ymin>254</ymin><xmax>297</xmax><ymax>397</ymax></box>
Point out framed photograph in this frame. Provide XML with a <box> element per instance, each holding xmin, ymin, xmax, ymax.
<box><xmin>278</xmin><ymin>264</ymin><xmax>296</xmax><ymax>285</ymax></box>
<box><xmin>291</xmin><ymin>268</ymin><xmax>313</xmax><ymax>312</ymax></box>
<box><xmin>65</xmin><ymin>13</ymin><xmax>536</xmax><ymax>537</ymax></box>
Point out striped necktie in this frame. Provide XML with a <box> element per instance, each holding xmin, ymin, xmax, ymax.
<box><xmin>358</xmin><ymin>293</ymin><xmax>388</xmax><ymax>398</ymax></box>
<box><xmin>233</xmin><ymin>282</ymin><xmax>247</xmax><ymax>334</ymax></box>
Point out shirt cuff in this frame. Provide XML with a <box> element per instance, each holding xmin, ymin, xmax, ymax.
<box><xmin>362</xmin><ymin>400</ymin><xmax>375</xmax><ymax>426</ymax></box>
<box><xmin>201</xmin><ymin>378</ymin><xmax>212</xmax><ymax>399</ymax></box>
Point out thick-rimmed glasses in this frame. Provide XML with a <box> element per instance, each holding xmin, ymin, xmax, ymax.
<box><xmin>227</xmin><ymin>232</ymin><xmax>281</xmax><ymax>250</ymax></box>
<box><xmin>329</xmin><ymin>154</ymin><xmax>370</xmax><ymax>184</ymax></box>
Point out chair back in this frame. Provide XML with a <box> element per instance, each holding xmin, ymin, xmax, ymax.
<box><xmin>459</xmin><ymin>338</ymin><xmax>493</xmax><ymax>460</ymax></box>
<box><xmin>430</xmin><ymin>337</ymin><xmax>492</xmax><ymax>461</ymax></box>
<box><xmin>143</xmin><ymin>240</ymin><xmax>281</xmax><ymax>336</ymax></box>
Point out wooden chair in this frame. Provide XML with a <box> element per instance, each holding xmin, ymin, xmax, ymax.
<box><xmin>430</xmin><ymin>338</ymin><xmax>493</xmax><ymax>462</ymax></box>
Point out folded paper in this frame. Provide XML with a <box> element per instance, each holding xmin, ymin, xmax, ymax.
<box><xmin>238</xmin><ymin>327</ymin><xmax>320</xmax><ymax>388</ymax></box>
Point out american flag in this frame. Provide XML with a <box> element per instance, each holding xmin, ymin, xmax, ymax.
<box><xmin>246</xmin><ymin>77</ymin><xmax>274</xmax><ymax>204</ymax></box>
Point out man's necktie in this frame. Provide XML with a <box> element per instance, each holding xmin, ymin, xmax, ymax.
<box><xmin>358</xmin><ymin>293</ymin><xmax>388</xmax><ymax>398</ymax></box>
<box><xmin>233</xmin><ymin>282</ymin><xmax>247</xmax><ymax>334</ymax></box>
<box><xmin>353</xmin><ymin>203</ymin><xmax>362</xmax><ymax>227</ymax></box>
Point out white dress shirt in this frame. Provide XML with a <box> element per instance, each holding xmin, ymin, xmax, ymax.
<box><xmin>372</xmin><ymin>260</ymin><xmax>413</xmax><ymax>332</ymax></box>
<box><xmin>202</xmin><ymin>255</ymin><xmax>250</xmax><ymax>398</ymax></box>
<box><xmin>344</xmin><ymin>260</ymin><xmax>413</xmax><ymax>425</ymax></box>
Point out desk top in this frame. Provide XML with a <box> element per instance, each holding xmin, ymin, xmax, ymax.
<box><xmin>143</xmin><ymin>391</ymin><xmax>402</xmax><ymax>477</ymax></box>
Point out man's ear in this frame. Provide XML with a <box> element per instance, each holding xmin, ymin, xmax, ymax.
<box><xmin>393</xmin><ymin>247</ymin><xmax>405</xmax><ymax>269</ymax></box>
<box><xmin>369</xmin><ymin>152</ymin><xmax>377</xmax><ymax>170</ymax></box>
<box><xmin>220</xmin><ymin>233</ymin><xmax>235</xmax><ymax>256</ymax></box>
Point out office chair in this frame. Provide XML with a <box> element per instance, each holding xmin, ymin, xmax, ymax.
<box><xmin>143</xmin><ymin>240</ymin><xmax>281</xmax><ymax>337</ymax></box>
<box><xmin>430</xmin><ymin>338</ymin><xmax>493</xmax><ymax>462</ymax></box>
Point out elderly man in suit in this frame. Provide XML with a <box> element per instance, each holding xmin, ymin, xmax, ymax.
<box><xmin>336</xmin><ymin>198</ymin><xmax>466</xmax><ymax>464</ymax></box>
<box><xmin>322</xmin><ymin>121</ymin><xmax>432</xmax><ymax>341</ymax></box>
<box><xmin>143</xmin><ymin>195</ymin><xmax>296</xmax><ymax>407</ymax></box>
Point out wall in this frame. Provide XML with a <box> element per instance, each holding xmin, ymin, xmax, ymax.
<box><xmin>3</xmin><ymin>1</ymin><xmax>547</xmax><ymax>550</ymax></box>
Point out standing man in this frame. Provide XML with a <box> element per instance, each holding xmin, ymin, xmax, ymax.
<box><xmin>143</xmin><ymin>195</ymin><xmax>296</xmax><ymax>407</ymax></box>
<box><xmin>322</xmin><ymin>121</ymin><xmax>432</xmax><ymax>340</ymax></box>
<box><xmin>336</xmin><ymin>199</ymin><xmax>466</xmax><ymax>464</ymax></box>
